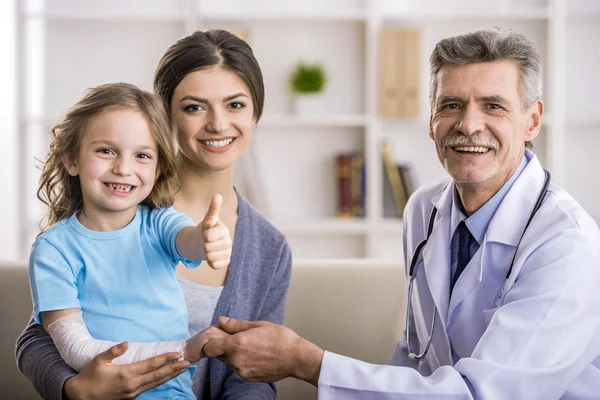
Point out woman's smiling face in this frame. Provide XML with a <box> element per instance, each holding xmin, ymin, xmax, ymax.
<box><xmin>170</xmin><ymin>66</ymin><xmax>256</xmax><ymax>172</ymax></box>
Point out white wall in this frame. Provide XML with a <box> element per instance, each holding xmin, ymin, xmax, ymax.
<box><xmin>0</xmin><ymin>0</ymin><xmax>19</xmax><ymax>261</ymax></box>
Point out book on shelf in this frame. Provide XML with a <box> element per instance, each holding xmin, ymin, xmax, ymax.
<box><xmin>379</xmin><ymin>27</ymin><xmax>420</xmax><ymax>118</ymax></box>
<box><xmin>335</xmin><ymin>147</ymin><xmax>415</xmax><ymax>220</ymax></box>
<box><xmin>380</xmin><ymin>28</ymin><xmax>399</xmax><ymax>118</ymax></box>
<box><xmin>381</xmin><ymin>141</ymin><xmax>406</xmax><ymax>217</ymax></box>
<box><xmin>397</xmin><ymin>164</ymin><xmax>415</xmax><ymax>203</ymax></box>
<box><xmin>335</xmin><ymin>152</ymin><xmax>365</xmax><ymax>218</ymax></box>
<box><xmin>381</xmin><ymin>141</ymin><xmax>416</xmax><ymax>218</ymax></box>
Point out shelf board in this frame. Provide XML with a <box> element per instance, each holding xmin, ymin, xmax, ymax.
<box><xmin>271</xmin><ymin>218</ymin><xmax>369</xmax><ymax>235</ymax></box>
<box><xmin>26</xmin><ymin>113</ymin><xmax>554</xmax><ymax>129</ymax></box>
<box><xmin>24</xmin><ymin>115</ymin><xmax>370</xmax><ymax>129</ymax></box>
<box><xmin>567</xmin><ymin>12</ymin><xmax>600</xmax><ymax>20</ymax></box>
<box><xmin>23</xmin><ymin>0</ymin><xmax>188</xmax><ymax>21</ymax></box>
<box><xmin>293</xmin><ymin>258</ymin><xmax>402</xmax><ymax>268</ymax></box>
<box><xmin>380</xmin><ymin>117</ymin><xmax>429</xmax><ymax>128</ymax></box>
<box><xmin>382</xmin><ymin>8</ymin><xmax>550</xmax><ymax>22</ymax></box>
<box><xmin>566</xmin><ymin>118</ymin><xmax>600</xmax><ymax>127</ymax></box>
<box><xmin>379</xmin><ymin>219</ymin><xmax>404</xmax><ymax>233</ymax></box>
<box><xmin>381</xmin><ymin>115</ymin><xmax>553</xmax><ymax>128</ymax></box>
<box><xmin>199</xmin><ymin>9</ymin><xmax>367</xmax><ymax>22</ymax></box>
<box><xmin>259</xmin><ymin>115</ymin><xmax>369</xmax><ymax>128</ymax></box>
<box><xmin>25</xmin><ymin>12</ymin><xmax>186</xmax><ymax>22</ymax></box>
<box><xmin>270</xmin><ymin>218</ymin><xmax>406</xmax><ymax>235</ymax></box>
<box><xmin>26</xmin><ymin>14</ymin><xmax>186</xmax><ymax>22</ymax></box>
<box><xmin>21</xmin><ymin>117</ymin><xmax>51</xmax><ymax>125</ymax></box>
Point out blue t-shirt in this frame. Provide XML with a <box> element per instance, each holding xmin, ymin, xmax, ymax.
<box><xmin>29</xmin><ymin>205</ymin><xmax>200</xmax><ymax>400</ymax></box>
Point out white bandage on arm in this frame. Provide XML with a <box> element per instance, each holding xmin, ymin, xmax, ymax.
<box><xmin>47</xmin><ymin>311</ymin><xmax>186</xmax><ymax>372</ymax></box>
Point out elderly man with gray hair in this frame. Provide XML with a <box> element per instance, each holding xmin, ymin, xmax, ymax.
<box><xmin>204</xmin><ymin>28</ymin><xmax>600</xmax><ymax>399</ymax></box>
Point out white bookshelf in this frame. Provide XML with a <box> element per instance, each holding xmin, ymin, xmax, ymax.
<box><xmin>16</xmin><ymin>0</ymin><xmax>598</xmax><ymax>260</ymax></box>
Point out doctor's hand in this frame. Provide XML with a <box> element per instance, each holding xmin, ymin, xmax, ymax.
<box><xmin>63</xmin><ymin>342</ymin><xmax>189</xmax><ymax>399</ymax></box>
<box><xmin>202</xmin><ymin>317</ymin><xmax>325</xmax><ymax>387</ymax></box>
<box><xmin>184</xmin><ymin>325</ymin><xmax>229</xmax><ymax>364</ymax></box>
<box><xmin>201</xmin><ymin>194</ymin><xmax>232</xmax><ymax>269</ymax></box>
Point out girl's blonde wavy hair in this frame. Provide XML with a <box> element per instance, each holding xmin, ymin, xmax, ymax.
<box><xmin>38</xmin><ymin>82</ymin><xmax>179</xmax><ymax>234</ymax></box>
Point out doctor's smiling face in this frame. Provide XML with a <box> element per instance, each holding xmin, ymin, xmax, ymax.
<box><xmin>429</xmin><ymin>60</ymin><xmax>543</xmax><ymax>207</ymax></box>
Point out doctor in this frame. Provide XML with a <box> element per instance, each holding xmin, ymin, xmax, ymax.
<box><xmin>204</xmin><ymin>28</ymin><xmax>600</xmax><ymax>399</ymax></box>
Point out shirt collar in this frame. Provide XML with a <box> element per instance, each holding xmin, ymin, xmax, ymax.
<box><xmin>450</xmin><ymin>152</ymin><xmax>530</xmax><ymax>245</ymax></box>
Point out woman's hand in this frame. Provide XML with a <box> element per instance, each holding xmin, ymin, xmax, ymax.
<box><xmin>184</xmin><ymin>325</ymin><xmax>230</xmax><ymax>364</ymax></box>
<box><xmin>63</xmin><ymin>342</ymin><xmax>190</xmax><ymax>400</ymax></box>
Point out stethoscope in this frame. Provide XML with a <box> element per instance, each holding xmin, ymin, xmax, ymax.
<box><xmin>405</xmin><ymin>169</ymin><xmax>551</xmax><ymax>361</ymax></box>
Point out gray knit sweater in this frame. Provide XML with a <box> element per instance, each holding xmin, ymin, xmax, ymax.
<box><xmin>15</xmin><ymin>192</ymin><xmax>292</xmax><ymax>400</ymax></box>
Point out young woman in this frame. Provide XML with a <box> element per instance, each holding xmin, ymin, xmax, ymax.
<box><xmin>29</xmin><ymin>82</ymin><xmax>232</xmax><ymax>400</ymax></box>
<box><xmin>16</xmin><ymin>30</ymin><xmax>292</xmax><ymax>400</ymax></box>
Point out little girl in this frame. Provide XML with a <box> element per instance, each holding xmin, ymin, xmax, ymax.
<box><xmin>28</xmin><ymin>83</ymin><xmax>231</xmax><ymax>399</ymax></box>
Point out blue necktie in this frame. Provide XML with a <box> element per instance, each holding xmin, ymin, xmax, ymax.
<box><xmin>451</xmin><ymin>221</ymin><xmax>474</xmax><ymax>291</ymax></box>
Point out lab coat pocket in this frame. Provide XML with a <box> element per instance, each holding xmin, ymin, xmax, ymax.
<box><xmin>482</xmin><ymin>306</ymin><xmax>501</xmax><ymax>327</ymax></box>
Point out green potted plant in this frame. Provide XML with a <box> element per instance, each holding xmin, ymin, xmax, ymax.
<box><xmin>289</xmin><ymin>61</ymin><xmax>327</xmax><ymax>115</ymax></box>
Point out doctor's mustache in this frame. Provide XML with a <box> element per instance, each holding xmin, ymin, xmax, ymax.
<box><xmin>442</xmin><ymin>133</ymin><xmax>499</xmax><ymax>151</ymax></box>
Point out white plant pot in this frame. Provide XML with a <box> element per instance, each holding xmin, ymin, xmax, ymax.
<box><xmin>294</xmin><ymin>93</ymin><xmax>326</xmax><ymax>116</ymax></box>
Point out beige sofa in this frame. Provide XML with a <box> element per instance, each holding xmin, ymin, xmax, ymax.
<box><xmin>0</xmin><ymin>260</ymin><xmax>406</xmax><ymax>399</ymax></box>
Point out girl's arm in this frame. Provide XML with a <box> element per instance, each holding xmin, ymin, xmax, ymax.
<box><xmin>24</xmin><ymin>239</ymin><xmax>191</xmax><ymax>399</ymax></box>
<box><xmin>176</xmin><ymin>194</ymin><xmax>232</xmax><ymax>268</ymax></box>
<box><xmin>42</xmin><ymin>309</ymin><xmax>217</xmax><ymax>372</ymax></box>
<box><xmin>15</xmin><ymin>318</ymin><xmax>189</xmax><ymax>400</ymax></box>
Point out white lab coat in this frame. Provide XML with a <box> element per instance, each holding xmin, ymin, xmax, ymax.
<box><xmin>318</xmin><ymin>151</ymin><xmax>600</xmax><ymax>399</ymax></box>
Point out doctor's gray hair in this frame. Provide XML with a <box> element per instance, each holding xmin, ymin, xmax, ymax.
<box><xmin>429</xmin><ymin>28</ymin><xmax>543</xmax><ymax>149</ymax></box>
<box><xmin>429</xmin><ymin>27</ymin><xmax>543</xmax><ymax>110</ymax></box>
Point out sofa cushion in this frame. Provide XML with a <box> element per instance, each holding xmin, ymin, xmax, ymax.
<box><xmin>278</xmin><ymin>260</ymin><xmax>406</xmax><ymax>400</ymax></box>
<box><xmin>0</xmin><ymin>263</ymin><xmax>42</xmax><ymax>399</ymax></box>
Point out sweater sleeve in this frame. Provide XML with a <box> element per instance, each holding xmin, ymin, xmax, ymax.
<box><xmin>220</xmin><ymin>241</ymin><xmax>293</xmax><ymax>399</ymax></box>
<box><xmin>256</xmin><ymin>242</ymin><xmax>292</xmax><ymax>325</ymax></box>
<box><xmin>15</xmin><ymin>317</ymin><xmax>76</xmax><ymax>400</ymax></box>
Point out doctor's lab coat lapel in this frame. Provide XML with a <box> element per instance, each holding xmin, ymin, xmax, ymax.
<box><xmin>420</xmin><ymin>182</ymin><xmax>454</xmax><ymax>368</ymax></box>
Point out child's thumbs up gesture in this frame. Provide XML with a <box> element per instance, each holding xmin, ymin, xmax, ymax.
<box><xmin>201</xmin><ymin>194</ymin><xmax>232</xmax><ymax>269</ymax></box>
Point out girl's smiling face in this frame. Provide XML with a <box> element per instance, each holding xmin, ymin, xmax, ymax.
<box><xmin>64</xmin><ymin>108</ymin><xmax>159</xmax><ymax>229</ymax></box>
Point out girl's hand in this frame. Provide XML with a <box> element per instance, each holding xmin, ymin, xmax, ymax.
<box><xmin>64</xmin><ymin>342</ymin><xmax>189</xmax><ymax>400</ymax></box>
<box><xmin>201</xmin><ymin>194</ymin><xmax>232</xmax><ymax>269</ymax></box>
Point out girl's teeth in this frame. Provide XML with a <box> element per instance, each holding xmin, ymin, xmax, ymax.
<box><xmin>454</xmin><ymin>146</ymin><xmax>490</xmax><ymax>153</ymax></box>
<box><xmin>201</xmin><ymin>139</ymin><xmax>234</xmax><ymax>148</ymax></box>
<box><xmin>106</xmin><ymin>183</ymin><xmax>133</xmax><ymax>192</ymax></box>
